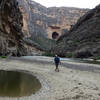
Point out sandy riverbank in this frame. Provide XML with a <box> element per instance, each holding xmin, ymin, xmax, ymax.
<box><xmin>0</xmin><ymin>56</ymin><xmax>100</xmax><ymax>100</ymax></box>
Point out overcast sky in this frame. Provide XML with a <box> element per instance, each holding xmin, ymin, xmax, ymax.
<box><xmin>33</xmin><ymin>0</ymin><xmax>100</xmax><ymax>9</ymax></box>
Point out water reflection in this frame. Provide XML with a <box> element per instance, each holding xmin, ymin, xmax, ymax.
<box><xmin>0</xmin><ymin>70</ymin><xmax>41</xmax><ymax>97</ymax></box>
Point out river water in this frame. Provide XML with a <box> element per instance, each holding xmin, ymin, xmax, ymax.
<box><xmin>0</xmin><ymin>70</ymin><xmax>41</xmax><ymax>97</ymax></box>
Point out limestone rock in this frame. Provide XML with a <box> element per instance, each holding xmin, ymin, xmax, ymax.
<box><xmin>0</xmin><ymin>0</ymin><xmax>45</xmax><ymax>56</ymax></box>
<box><xmin>18</xmin><ymin>0</ymin><xmax>89</xmax><ymax>40</ymax></box>
<box><xmin>0</xmin><ymin>0</ymin><xmax>28</xmax><ymax>56</ymax></box>
<box><xmin>55</xmin><ymin>4</ymin><xmax>100</xmax><ymax>58</ymax></box>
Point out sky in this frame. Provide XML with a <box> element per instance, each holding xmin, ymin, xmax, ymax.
<box><xmin>33</xmin><ymin>0</ymin><xmax>100</xmax><ymax>9</ymax></box>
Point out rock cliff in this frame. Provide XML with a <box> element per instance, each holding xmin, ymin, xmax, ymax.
<box><xmin>0</xmin><ymin>0</ymin><xmax>43</xmax><ymax>56</ymax></box>
<box><xmin>18</xmin><ymin>0</ymin><xmax>89</xmax><ymax>40</ymax></box>
<box><xmin>0</xmin><ymin>0</ymin><xmax>28</xmax><ymax>56</ymax></box>
<box><xmin>46</xmin><ymin>7</ymin><xmax>88</xmax><ymax>39</ymax></box>
<box><xmin>0</xmin><ymin>0</ymin><xmax>89</xmax><ymax>56</ymax></box>
<box><xmin>55</xmin><ymin>4</ymin><xmax>100</xmax><ymax>58</ymax></box>
<box><xmin>17</xmin><ymin>0</ymin><xmax>89</xmax><ymax>51</ymax></box>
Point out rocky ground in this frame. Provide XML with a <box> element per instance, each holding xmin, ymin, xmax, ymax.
<box><xmin>0</xmin><ymin>56</ymin><xmax>100</xmax><ymax>100</ymax></box>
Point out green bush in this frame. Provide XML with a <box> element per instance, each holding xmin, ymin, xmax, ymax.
<box><xmin>1</xmin><ymin>56</ymin><xmax>7</xmax><ymax>58</ymax></box>
<box><xmin>94</xmin><ymin>56</ymin><xmax>100</xmax><ymax>60</ymax></box>
<box><xmin>42</xmin><ymin>52</ymin><xmax>55</xmax><ymax>57</ymax></box>
<box><xmin>66</xmin><ymin>53</ymin><xmax>72</xmax><ymax>58</ymax></box>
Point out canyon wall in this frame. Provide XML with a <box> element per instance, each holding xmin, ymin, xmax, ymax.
<box><xmin>18</xmin><ymin>0</ymin><xmax>89</xmax><ymax>40</ymax></box>
<box><xmin>55</xmin><ymin>4</ymin><xmax>100</xmax><ymax>58</ymax></box>
<box><xmin>16</xmin><ymin>0</ymin><xmax>89</xmax><ymax>52</ymax></box>
<box><xmin>0</xmin><ymin>0</ymin><xmax>43</xmax><ymax>56</ymax></box>
<box><xmin>0</xmin><ymin>0</ymin><xmax>28</xmax><ymax>56</ymax></box>
<box><xmin>0</xmin><ymin>0</ymin><xmax>90</xmax><ymax>56</ymax></box>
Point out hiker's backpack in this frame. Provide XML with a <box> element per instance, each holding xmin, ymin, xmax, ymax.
<box><xmin>55</xmin><ymin>57</ymin><xmax>60</xmax><ymax>63</ymax></box>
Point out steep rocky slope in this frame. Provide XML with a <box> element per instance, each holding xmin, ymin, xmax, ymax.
<box><xmin>29</xmin><ymin>1</ymin><xmax>89</xmax><ymax>40</ymax></box>
<box><xmin>0</xmin><ymin>0</ymin><xmax>28</xmax><ymax>56</ymax></box>
<box><xmin>17</xmin><ymin>0</ymin><xmax>88</xmax><ymax>51</ymax></box>
<box><xmin>17</xmin><ymin>0</ymin><xmax>55</xmax><ymax>51</ymax></box>
<box><xmin>18</xmin><ymin>0</ymin><xmax>88</xmax><ymax>40</ymax></box>
<box><xmin>55</xmin><ymin>4</ymin><xmax>100</xmax><ymax>58</ymax></box>
<box><xmin>0</xmin><ymin>0</ymin><xmax>89</xmax><ymax>56</ymax></box>
<box><xmin>0</xmin><ymin>0</ymin><xmax>43</xmax><ymax>56</ymax></box>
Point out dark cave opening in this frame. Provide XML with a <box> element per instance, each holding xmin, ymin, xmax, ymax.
<box><xmin>52</xmin><ymin>32</ymin><xmax>59</xmax><ymax>39</ymax></box>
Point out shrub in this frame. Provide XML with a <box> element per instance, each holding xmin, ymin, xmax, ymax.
<box><xmin>93</xmin><ymin>56</ymin><xmax>100</xmax><ymax>60</ymax></box>
<box><xmin>1</xmin><ymin>56</ymin><xmax>7</xmax><ymax>58</ymax></box>
<box><xmin>66</xmin><ymin>53</ymin><xmax>72</xmax><ymax>58</ymax></box>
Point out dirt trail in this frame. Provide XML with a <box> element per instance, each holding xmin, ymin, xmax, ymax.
<box><xmin>0</xmin><ymin>56</ymin><xmax>100</xmax><ymax>100</ymax></box>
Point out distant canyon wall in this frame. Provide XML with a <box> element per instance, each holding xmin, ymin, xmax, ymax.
<box><xmin>18</xmin><ymin>0</ymin><xmax>89</xmax><ymax>40</ymax></box>
<box><xmin>54</xmin><ymin>4</ymin><xmax>100</xmax><ymax>58</ymax></box>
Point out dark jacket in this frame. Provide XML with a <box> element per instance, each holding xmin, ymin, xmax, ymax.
<box><xmin>54</xmin><ymin>57</ymin><xmax>60</xmax><ymax>63</ymax></box>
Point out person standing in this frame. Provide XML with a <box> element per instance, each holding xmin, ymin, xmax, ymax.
<box><xmin>54</xmin><ymin>55</ymin><xmax>60</xmax><ymax>72</ymax></box>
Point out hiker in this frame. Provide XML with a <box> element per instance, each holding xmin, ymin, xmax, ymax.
<box><xmin>54</xmin><ymin>55</ymin><xmax>60</xmax><ymax>72</ymax></box>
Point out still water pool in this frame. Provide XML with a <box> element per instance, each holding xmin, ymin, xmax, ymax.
<box><xmin>0</xmin><ymin>70</ymin><xmax>41</xmax><ymax>97</ymax></box>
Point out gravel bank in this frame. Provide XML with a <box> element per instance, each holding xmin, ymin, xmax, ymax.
<box><xmin>0</xmin><ymin>56</ymin><xmax>100</xmax><ymax>100</ymax></box>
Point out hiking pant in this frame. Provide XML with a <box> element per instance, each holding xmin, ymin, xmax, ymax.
<box><xmin>55</xmin><ymin>63</ymin><xmax>59</xmax><ymax>69</ymax></box>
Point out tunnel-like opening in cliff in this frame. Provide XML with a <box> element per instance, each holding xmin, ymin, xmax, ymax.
<box><xmin>52</xmin><ymin>32</ymin><xmax>59</xmax><ymax>39</ymax></box>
